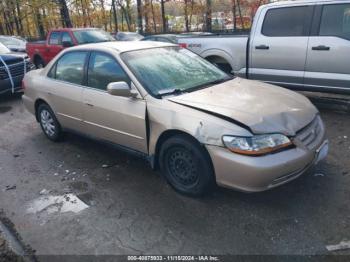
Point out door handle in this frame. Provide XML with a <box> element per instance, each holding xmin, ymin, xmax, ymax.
<box><xmin>85</xmin><ymin>102</ymin><xmax>94</xmax><ymax>107</ymax></box>
<box><xmin>312</xmin><ymin>45</ymin><xmax>330</xmax><ymax>51</ymax></box>
<box><xmin>255</xmin><ymin>45</ymin><xmax>269</xmax><ymax>50</ymax></box>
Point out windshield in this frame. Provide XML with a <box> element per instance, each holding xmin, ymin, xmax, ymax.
<box><xmin>0</xmin><ymin>42</ymin><xmax>10</xmax><ymax>54</ymax></box>
<box><xmin>121</xmin><ymin>47</ymin><xmax>230</xmax><ymax>97</ymax></box>
<box><xmin>73</xmin><ymin>29</ymin><xmax>115</xmax><ymax>44</ymax></box>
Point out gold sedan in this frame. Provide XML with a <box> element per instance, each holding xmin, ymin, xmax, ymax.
<box><xmin>22</xmin><ymin>41</ymin><xmax>328</xmax><ymax>196</ymax></box>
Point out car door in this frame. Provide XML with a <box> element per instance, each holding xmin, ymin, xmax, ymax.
<box><xmin>45</xmin><ymin>31</ymin><xmax>64</xmax><ymax>63</ymax></box>
<box><xmin>82</xmin><ymin>51</ymin><xmax>148</xmax><ymax>153</ymax></box>
<box><xmin>249</xmin><ymin>5</ymin><xmax>314</xmax><ymax>87</ymax></box>
<box><xmin>304</xmin><ymin>3</ymin><xmax>350</xmax><ymax>91</ymax></box>
<box><xmin>46</xmin><ymin>51</ymin><xmax>87</xmax><ymax>131</ymax></box>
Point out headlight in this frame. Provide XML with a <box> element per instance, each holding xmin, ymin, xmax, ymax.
<box><xmin>222</xmin><ymin>134</ymin><xmax>293</xmax><ymax>156</ymax></box>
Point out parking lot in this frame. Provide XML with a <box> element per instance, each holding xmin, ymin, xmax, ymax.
<box><xmin>0</xmin><ymin>94</ymin><xmax>350</xmax><ymax>256</ymax></box>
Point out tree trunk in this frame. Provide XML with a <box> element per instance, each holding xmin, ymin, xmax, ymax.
<box><xmin>136</xmin><ymin>0</ymin><xmax>143</xmax><ymax>33</ymax></box>
<box><xmin>16</xmin><ymin>2</ymin><xmax>24</xmax><ymax>34</ymax></box>
<box><xmin>205</xmin><ymin>0</ymin><xmax>212</xmax><ymax>32</ymax></box>
<box><xmin>10</xmin><ymin>0</ymin><xmax>21</xmax><ymax>35</ymax></box>
<box><xmin>58</xmin><ymin>0</ymin><xmax>73</xmax><ymax>28</ymax></box>
<box><xmin>237</xmin><ymin>0</ymin><xmax>244</xmax><ymax>30</ymax></box>
<box><xmin>84</xmin><ymin>0</ymin><xmax>92</xmax><ymax>26</ymax></box>
<box><xmin>161</xmin><ymin>0</ymin><xmax>166</xmax><ymax>33</ymax></box>
<box><xmin>144</xmin><ymin>0</ymin><xmax>149</xmax><ymax>33</ymax></box>
<box><xmin>232</xmin><ymin>0</ymin><xmax>236</xmax><ymax>31</ymax></box>
<box><xmin>80</xmin><ymin>0</ymin><xmax>87</xmax><ymax>27</ymax></box>
<box><xmin>184</xmin><ymin>0</ymin><xmax>189</xmax><ymax>32</ymax></box>
<box><xmin>36</xmin><ymin>10</ymin><xmax>45</xmax><ymax>39</ymax></box>
<box><xmin>121</xmin><ymin>11</ymin><xmax>124</xmax><ymax>31</ymax></box>
<box><xmin>112</xmin><ymin>0</ymin><xmax>119</xmax><ymax>32</ymax></box>
<box><xmin>189</xmin><ymin>0</ymin><xmax>194</xmax><ymax>31</ymax></box>
<box><xmin>150</xmin><ymin>0</ymin><xmax>157</xmax><ymax>33</ymax></box>
<box><xmin>100</xmin><ymin>0</ymin><xmax>108</xmax><ymax>31</ymax></box>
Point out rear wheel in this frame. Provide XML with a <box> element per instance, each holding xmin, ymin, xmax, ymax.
<box><xmin>37</xmin><ymin>103</ymin><xmax>62</xmax><ymax>141</ymax></box>
<box><xmin>159</xmin><ymin>135</ymin><xmax>215</xmax><ymax>196</ymax></box>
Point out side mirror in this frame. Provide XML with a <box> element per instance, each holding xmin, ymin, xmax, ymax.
<box><xmin>62</xmin><ymin>41</ymin><xmax>73</xmax><ymax>48</ymax></box>
<box><xmin>107</xmin><ymin>82</ymin><xmax>138</xmax><ymax>98</ymax></box>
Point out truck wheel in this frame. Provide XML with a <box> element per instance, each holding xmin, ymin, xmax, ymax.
<box><xmin>34</xmin><ymin>57</ymin><xmax>45</xmax><ymax>69</ymax></box>
<box><xmin>38</xmin><ymin>103</ymin><xmax>62</xmax><ymax>141</ymax></box>
<box><xmin>159</xmin><ymin>135</ymin><xmax>215</xmax><ymax>196</ymax></box>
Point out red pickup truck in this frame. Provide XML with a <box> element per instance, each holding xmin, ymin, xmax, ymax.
<box><xmin>26</xmin><ymin>28</ymin><xmax>115</xmax><ymax>68</ymax></box>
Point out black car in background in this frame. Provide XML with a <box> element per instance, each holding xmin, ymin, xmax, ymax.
<box><xmin>0</xmin><ymin>43</ymin><xmax>34</xmax><ymax>95</ymax></box>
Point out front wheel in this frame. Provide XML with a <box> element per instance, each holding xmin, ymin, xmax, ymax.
<box><xmin>159</xmin><ymin>135</ymin><xmax>215</xmax><ymax>196</ymax></box>
<box><xmin>38</xmin><ymin>103</ymin><xmax>62</xmax><ymax>141</ymax></box>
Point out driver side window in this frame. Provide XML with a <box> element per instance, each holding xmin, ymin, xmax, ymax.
<box><xmin>87</xmin><ymin>52</ymin><xmax>130</xmax><ymax>91</ymax></box>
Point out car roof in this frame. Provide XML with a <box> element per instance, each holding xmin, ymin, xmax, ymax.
<box><xmin>265</xmin><ymin>0</ymin><xmax>347</xmax><ymax>7</ymax></box>
<box><xmin>68</xmin><ymin>41</ymin><xmax>176</xmax><ymax>53</ymax></box>
<box><xmin>50</xmin><ymin>28</ymin><xmax>104</xmax><ymax>32</ymax></box>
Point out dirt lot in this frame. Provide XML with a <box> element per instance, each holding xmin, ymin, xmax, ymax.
<box><xmin>0</xmin><ymin>94</ymin><xmax>349</xmax><ymax>257</ymax></box>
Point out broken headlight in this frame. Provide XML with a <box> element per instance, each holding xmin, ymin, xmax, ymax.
<box><xmin>222</xmin><ymin>134</ymin><xmax>293</xmax><ymax>156</ymax></box>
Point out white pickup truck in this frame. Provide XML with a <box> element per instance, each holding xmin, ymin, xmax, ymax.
<box><xmin>178</xmin><ymin>0</ymin><xmax>350</xmax><ymax>93</ymax></box>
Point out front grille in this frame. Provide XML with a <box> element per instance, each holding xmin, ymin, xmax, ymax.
<box><xmin>295</xmin><ymin>115</ymin><xmax>324</xmax><ymax>150</ymax></box>
<box><xmin>0</xmin><ymin>61</ymin><xmax>34</xmax><ymax>80</ymax></box>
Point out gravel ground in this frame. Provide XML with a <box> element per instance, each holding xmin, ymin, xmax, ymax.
<box><xmin>0</xmin><ymin>94</ymin><xmax>349</xmax><ymax>257</ymax></box>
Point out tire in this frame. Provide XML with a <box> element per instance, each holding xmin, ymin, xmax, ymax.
<box><xmin>37</xmin><ymin>103</ymin><xmax>62</xmax><ymax>141</ymax></box>
<box><xmin>159</xmin><ymin>135</ymin><xmax>215</xmax><ymax>196</ymax></box>
<box><xmin>34</xmin><ymin>57</ymin><xmax>45</xmax><ymax>69</ymax></box>
<box><xmin>217</xmin><ymin>63</ymin><xmax>233</xmax><ymax>75</ymax></box>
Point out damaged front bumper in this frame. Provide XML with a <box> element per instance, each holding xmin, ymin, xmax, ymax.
<box><xmin>206</xmin><ymin>137</ymin><xmax>328</xmax><ymax>193</ymax></box>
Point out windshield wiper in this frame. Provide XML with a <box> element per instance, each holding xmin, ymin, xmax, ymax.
<box><xmin>157</xmin><ymin>88</ymin><xmax>185</xmax><ymax>98</ymax></box>
<box><xmin>186</xmin><ymin>76</ymin><xmax>234</xmax><ymax>93</ymax></box>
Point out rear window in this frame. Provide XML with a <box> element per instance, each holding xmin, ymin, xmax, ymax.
<box><xmin>262</xmin><ymin>6</ymin><xmax>312</xmax><ymax>37</ymax></box>
<box><xmin>50</xmin><ymin>51</ymin><xmax>87</xmax><ymax>85</ymax></box>
<box><xmin>49</xmin><ymin>32</ymin><xmax>61</xmax><ymax>45</ymax></box>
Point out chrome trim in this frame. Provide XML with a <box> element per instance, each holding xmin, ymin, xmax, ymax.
<box><xmin>57</xmin><ymin>112</ymin><xmax>82</xmax><ymax>122</ymax></box>
<box><xmin>84</xmin><ymin>120</ymin><xmax>145</xmax><ymax>140</ymax></box>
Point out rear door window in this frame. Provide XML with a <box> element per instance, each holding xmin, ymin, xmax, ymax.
<box><xmin>49</xmin><ymin>32</ymin><xmax>61</xmax><ymax>45</ymax></box>
<box><xmin>53</xmin><ymin>51</ymin><xmax>87</xmax><ymax>85</ymax></box>
<box><xmin>319</xmin><ymin>4</ymin><xmax>350</xmax><ymax>40</ymax></box>
<box><xmin>262</xmin><ymin>6</ymin><xmax>313</xmax><ymax>37</ymax></box>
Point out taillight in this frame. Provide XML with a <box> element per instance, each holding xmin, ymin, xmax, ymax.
<box><xmin>178</xmin><ymin>43</ymin><xmax>187</xmax><ymax>49</ymax></box>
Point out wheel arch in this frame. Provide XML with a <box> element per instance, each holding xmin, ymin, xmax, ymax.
<box><xmin>201</xmin><ymin>49</ymin><xmax>234</xmax><ymax>74</ymax></box>
<box><xmin>152</xmin><ymin>129</ymin><xmax>214</xmax><ymax>172</ymax></box>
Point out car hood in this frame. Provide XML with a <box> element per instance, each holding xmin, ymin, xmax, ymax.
<box><xmin>0</xmin><ymin>52</ymin><xmax>28</xmax><ymax>63</ymax></box>
<box><xmin>168</xmin><ymin>78</ymin><xmax>318</xmax><ymax>136</ymax></box>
